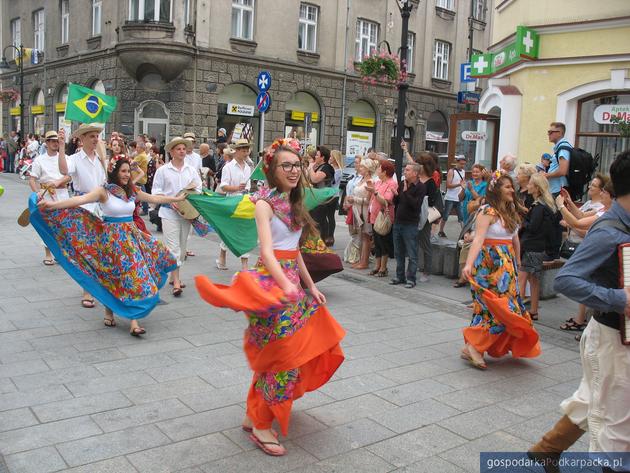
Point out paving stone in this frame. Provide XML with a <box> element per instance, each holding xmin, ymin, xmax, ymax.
<box><xmin>373</xmin><ymin>378</ymin><xmax>455</xmax><ymax>406</ymax></box>
<box><xmin>283</xmin><ymin>412</ymin><xmax>328</xmax><ymax>440</ymax></box>
<box><xmin>4</xmin><ymin>446</ymin><xmax>67</xmax><ymax>473</ymax></box>
<box><xmin>366</xmin><ymin>424</ymin><xmax>468</xmax><ymax>467</ymax></box>
<box><xmin>123</xmin><ymin>376</ymin><xmax>213</xmax><ymax>404</ymax></box>
<box><xmin>318</xmin><ymin>373</ymin><xmax>396</xmax><ymax>400</ymax></box>
<box><xmin>156</xmin><ymin>404</ymin><xmax>244</xmax><ymax>441</ymax></box>
<box><xmin>393</xmin><ymin>455</ymin><xmax>467</xmax><ymax>472</ymax></box>
<box><xmin>333</xmin><ymin>356</ymin><xmax>398</xmax><ymax>379</ymax></box>
<box><xmin>0</xmin><ymin>415</ymin><xmax>102</xmax><ymax>455</ymax></box>
<box><xmin>294</xmin><ymin>418</ymin><xmax>396</xmax><ymax>460</ymax></box>
<box><xmin>127</xmin><ymin>433</ymin><xmax>241</xmax><ymax>473</ymax></box>
<box><xmin>534</xmin><ymin>347</ymin><xmax>581</xmax><ymax>365</ymax></box>
<box><xmin>380</xmin><ymin>346</ymin><xmax>445</xmax><ymax>366</ymax></box>
<box><xmin>485</xmin><ymin>373</ymin><xmax>560</xmax><ymax>396</ymax></box>
<box><xmin>287</xmin><ymin>448</ymin><xmax>394</xmax><ymax>473</ymax></box>
<box><xmin>292</xmin><ymin>390</ymin><xmax>337</xmax><ymax>412</ymax></box>
<box><xmin>178</xmin><ymin>384</ymin><xmax>248</xmax><ymax>413</ymax></box>
<box><xmin>437</xmin><ymin>384</ymin><xmax>514</xmax><ymax>412</ymax></box>
<box><xmin>145</xmin><ymin>358</ymin><xmax>228</xmax><ymax>383</ymax></box>
<box><xmin>167</xmin><ymin>342</ymin><xmax>241</xmax><ymax>363</ymax></box>
<box><xmin>437</xmin><ymin>405</ymin><xmax>527</xmax><ymax>440</ymax></box>
<box><xmin>0</xmin><ymin>378</ymin><xmax>16</xmax><ymax>394</ymax></box>
<box><xmin>62</xmin><ymin>456</ymin><xmax>139</xmax><ymax>473</ymax></box>
<box><xmin>498</xmin><ymin>390</ymin><xmax>566</xmax><ymax>418</ymax></box>
<box><xmin>545</xmin><ymin>380</ymin><xmax>580</xmax><ymax>398</ymax></box>
<box><xmin>57</xmin><ymin>424</ymin><xmax>171</xmax><ymax>467</ymax></box>
<box><xmin>535</xmin><ymin>361</ymin><xmax>584</xmax><ymax>382</ymax></box>
<box><xmin>117</xmin><ymin>338</ymin><xmax>194</xmax><ymax>357</ymax></box>
<box><xmin>0</xmin><ymin>384</ymin><xmax>72</xmax><ymax>412</ymax></box>
<box><xmin>94</xmin><ymin>353</ymin><xmax>176</xmax><ymax>377</ymax></box>
<box><xmin>11</xmin><ymin>365</ymin><xmax>102</xmax><ymax>391</ymax></box>
<box><xmin>92</xmin><ymin>398</ymin><xmax>194</xmax><ymax>432</ymax></box>
<box><xmin>66</xmin><ymin>371</ymin><xmax>156</xmax><ymax>397</ymax></box>
<box><xmin>44</xmin><ymin>348</ymin><xmax>127</xmax><ymax>370</ymax></box>
<box><xmin>377</xmin><ymin>360</ymin><xmax>456</xmax><ymax>384</ymax></box>
<box><xmin>32</xmin><ymin>392</ymin><xmax>133</xmax><ymax>423</ymax></box>
<box><xmin>370</xmin><ymin>398</ymin><xmax>461</xmax><ymax>433</ymax></box>
<box><xmin>199</xmin><ymin>366</ymin><xmax>253</xmax><ymax>389</ymax></box>
<box><xmin>433</xmin><ymin>366</ymin><xmax>509</xmax><ymax>390</ymax></box>
<box><xmin>0</xmin><ymin>408</ymin><xmax>39</xmax><ymax>432</ymax></box>
<box><xmin>0</xmin><ymin>359</ymin><xmax>49</xmax><ymax>379</ymax></box>
<box><xmin>306</xmin><ymin>394</ymin><xmax>396</xmax><ymax>427</ymax></box>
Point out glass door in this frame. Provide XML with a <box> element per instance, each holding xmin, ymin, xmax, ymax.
<box><xmin>448</xmin><ymin>112</ymin><xmax>500</xmax><ymax>174</ymax></box>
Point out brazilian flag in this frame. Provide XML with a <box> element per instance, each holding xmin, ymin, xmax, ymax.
<box><xmin>65</xmin><ymin>83</ymin><xmax>118</xmax><ymax>124</ymax></box>
<box><xmin>186</xmin><ymin>187</ymin><xmax>338</xmax><ymax>257</ymax></box>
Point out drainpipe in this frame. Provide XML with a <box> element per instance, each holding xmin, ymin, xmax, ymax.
<box><xmin>339</xmin><ymin>0</ymin><xmax>350</xmax><ymax>153</ymax></box>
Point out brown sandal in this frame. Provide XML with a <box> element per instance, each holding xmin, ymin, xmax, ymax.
<box><xmin>103</xmin><ymin>317</ymin><xmax>116</xmax><ymax>327</ymax></box>
<box><xmin>249</xmin><ymin>433</ymin><xmax>286</xmax><ymax>456</ymax></box>
<box><xmin>130</xmin><ymin>327</ymin><xmax>146</xmax><ymax>337</ymax></box>
<box><xmin>172</xmin><ymin>287</ymin><xmax>183</xmax><ymax>297</ymax></box>
<box><xmin>81</xmin><ymin>298</ymin><xmax>95</xmax><ymax>309</ymax></box>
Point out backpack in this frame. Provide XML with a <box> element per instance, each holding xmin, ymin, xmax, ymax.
<box><xmin>556</xmin><ymin>144</ymin><xmax>597</xmax><ymax>202</ymax></box>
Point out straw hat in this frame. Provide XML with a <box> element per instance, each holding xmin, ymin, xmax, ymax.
<box><xmin>232</xmin><ymin>138</ymin><xmax>251</xmax><ymax>149</ymax></box>
<box><xmin>165</xmin><ymin>137</ymin><xmax>189</xmax><ymax>154</ymax></box>
<box><xmin>183</xmin><ymin>132</ymin><xmax>196</xmax><ymax>140</ymax></box>
<box><xmin>72</xmin><ymin>123</ymin><xmax>104</xmax><ymax>139</ymax></box>
<box><xmin>44</xmin><ymin>131</ymin><xmax>59</xmax><ymax>141</ymax></box>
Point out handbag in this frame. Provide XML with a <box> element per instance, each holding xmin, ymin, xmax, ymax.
<box><xmin>427</xmin><ymin>206</ymin><xmax>441</xmax><ymax>224</ymax></box>
<box><xmin>373</xmin><ymin>206</ymin><xmax>392</xmax><ymax>236</ymax></box>
<box><xmin>559</xmin><ymin>239</ymin><xmax>579</xmax><ymax>259</ymax></box>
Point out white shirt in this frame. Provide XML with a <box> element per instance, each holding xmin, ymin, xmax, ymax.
<box><xmin>152</xmin><ymin>161</ymin><xmax>202</xmax><ymax>220</ymax></box>
<box><xmin>30</xmin><ymin>152</ymin><xmax>69</xmax><ymax>201</ymax></box>
<box><xmin>65</xmin><ymin>149</ymin><xmax>107</xmax><ymax>213</ymax></box>
<box><xmin>27</xmin><ymin>140</ymin><xmax>40</xmax><ymax>158</ymax></box>
<box><xmin>445</xmin><ymin>168</ymin><xmax>465</xmax><ymax>202</ymax></box>
<box><xmin>185</xmin><ymin>151</ymin><xmax>203</xmax><ymax>172</ymax></box>
<box><xmin>219</xmin><ymin>159</ymin><xmax>251</xmax><ymax>196</ymax></box>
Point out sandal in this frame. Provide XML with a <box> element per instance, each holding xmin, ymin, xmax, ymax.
<box><xmin>242</xmin><ymin>425</ymin><xmax>278</xmax><ymax>438</ymax></box>
<box><xmin>186</xmin><ymin>250</ymin><xmax>195</xmax><ymax>257</ymax></box>
<box><xmin>376</xmin><ymin>270</ymin><xmax>388</xmax><ymax>277</ymax></box>
<box><xmin>249</xmin><ymin>432</ymin><xmax>286</xmax><ymax>457</ymax></box>
<box><xmin>172</xmin><ymin>287</ymin><xmax>183</xmax><ymax>297</ymax></box>
<box><xmin>460</xmin><ymin>347</ymin><xmax>487</xmax><ymax>370</ymax></box>
<box><xmin>215</xmin><ymin>259</ymin><xmax>228</xmax><ymax>270</ymax></box>
<box><xmin>559</xmin><ymin>317</ymin><xmax>587</xmax><ymax>331</ymax></box>
<box><xmin>43</xmin><ymin>259</ymin><xmax>55</xmax><ymax>266</ymax></box>
<box><xmin>103</xmin><ymin>317</ymin><xmax>116</xmax><ymax>327</ymax></box>
<box><xmin>168</xmin><ymin>281</ymin><xmax>186</xmax><ymax>288</ymax></box>
<box><xmin>530</xmin><ymin>312</ymin><xmax>539</xmax><ymax>321</ymax></box>
<box><xmin>453</xmin><ymin>280</ymin><xmax>468</xmax><ymax>288</ymax></box>
<box><xmin>81</xmin><ymin>298</ymin><xmax>95</xmax><ymax>309</ymax></box>
<box><xmin>130</xmin><ymin>327</ymin><xmax>146</xmax><ymax>337</ymax></box>
<box><xmin>368</xmin><ymin>269</ymin><xmax>380</xmax><ymax>276</ymax></box>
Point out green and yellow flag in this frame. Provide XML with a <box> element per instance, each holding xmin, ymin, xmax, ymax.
<box><xmin>65</xmin><ymin>83</ymin><xmax>118</xmax><ymax>124</ymax></box>
<box><xmin>250</xmin><ymin>159</ymin><xmax>265</xmax><ymax>181</ymax></box>
<box><xmin>187</xmin><ymin>187</ymin><xmax>338</xmax><ymax>257</ymax></box>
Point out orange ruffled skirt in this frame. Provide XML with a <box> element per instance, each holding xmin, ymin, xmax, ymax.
<box><xmin>463</xmin><ymin>239</ymin><xmax>541</xmax><ymax>359</ymax></box>
<box><xmin>195</xmin><ymin>249</ymin><xmax>345</xmax><ymax>435</ymax></box>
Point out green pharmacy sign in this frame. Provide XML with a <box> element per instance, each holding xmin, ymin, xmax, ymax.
<box><xmin>471</xmin><ymin>26</ymin><xmax>539</xmax><ymax>78</ymax></box>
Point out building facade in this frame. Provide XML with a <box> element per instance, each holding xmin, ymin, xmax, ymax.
<box><xmin>475</xmin><ymin>0</ymin><xmax>630</xmax><ymax>172</ymax></box>
<box><xmin>1</xmin><ymin>0</ymin><xmax>492</xmax><ymax>158</ymax></box>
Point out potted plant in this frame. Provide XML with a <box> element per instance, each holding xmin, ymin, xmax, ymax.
<box><xmin>356</xmin><ymin>51</ymin><xmax>407</xmax><ymax>88</ymax></box>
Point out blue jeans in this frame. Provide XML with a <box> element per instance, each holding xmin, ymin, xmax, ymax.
<box><xmin>393</xmin><ymin>223</ymin><xmax>419</xmax><ymax>284</ymax></box>
<box><xmin>442</xmin><ymin>199</ymin><xmax>463</xmax><ymax>223</ymax></box>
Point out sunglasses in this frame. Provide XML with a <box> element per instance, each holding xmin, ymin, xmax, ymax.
<box><xmin>547</xmin><ymin>130</ymin><xmax>561</xmax><ymax>135</ymax></box>
<box><xmin>279</xmin><ymin>162</ymin><xmax>303</xmax><ymax>172</ymax></box>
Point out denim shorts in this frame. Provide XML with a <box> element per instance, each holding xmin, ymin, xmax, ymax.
<box><xmin>520</xmin><ymin>251</ymin><xmax>544</xmax><ymax>276</ymax></box>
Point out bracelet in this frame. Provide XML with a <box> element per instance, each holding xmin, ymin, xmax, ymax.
<box><xmin>559</xmin><ymin>205</ymin><xmax>565</xmax><ymax>210</ymax></box>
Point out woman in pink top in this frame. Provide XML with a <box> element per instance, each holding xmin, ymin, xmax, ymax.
<box><xmin>366</xmin><ymin>160</ymin><xmax>398</xmax><ymax>277</ymax></box>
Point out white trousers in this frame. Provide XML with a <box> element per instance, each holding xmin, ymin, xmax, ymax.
<box><xmin>219</xmin><ymin>241</ymin><xmax>249</xmax><ymax>259</ymax></box>
<box><xmin>561</xmin><ymin>319</ymin><xmax>630</xmax><ymax>462</ymax></box>
<box><xmin>162</xmin><ymin>218</ymin><xmax>192</xmax><ymax>267</ymax></box>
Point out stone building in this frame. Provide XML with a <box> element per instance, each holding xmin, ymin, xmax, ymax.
<box><xmin>0</xmin><ymin>0</ymin><xmax>492</xmax><ymax>157</ymax></box>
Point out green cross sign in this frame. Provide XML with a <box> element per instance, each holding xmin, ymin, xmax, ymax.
<box><xmin>471</xmin><ymin>26</ymin><xmax>539</xmax><ymax>78</ymax></box>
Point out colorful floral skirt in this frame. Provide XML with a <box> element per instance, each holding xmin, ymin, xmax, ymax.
<box><xmin>463</xmin><ymin>239</ymin><xmax>541</xmax><ymax>359</ymax></box>
<box><xmin>300</xmin><ymin>234</ymin><xmax>343</xmax><ymax>284</ymax></box>
<box><xmin>28</xmin><ymin>193</ymin><xmax>177</xmax><ymax>319</ymax></box>
<box><xmin>195</xmin><ymin>249</ymin><xmax>345</xmax><ymax>435</ymax></box>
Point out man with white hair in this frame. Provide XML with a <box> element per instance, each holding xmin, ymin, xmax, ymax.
<box><xmin>499</xmin><ymin>154</ymin><xmax>517</xmax><ymax>181</ymax></box>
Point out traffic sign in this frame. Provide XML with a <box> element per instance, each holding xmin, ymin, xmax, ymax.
<box><xmin>257</xmin><ymin>92</ymin><xmax>271</xmax><ymax>113</ymax></box>
<box><xmin>457</xmin><ymin>91</ymin><xmax>480</xmax><ymax>105</ymax></box>
<box><xmin>257</xmin><ymin>71</ymin><xmax>272</xmax><ymax>92</ymax></box>
<box><xmin>460</xmin><ymin>63</ymin><xmax>475</xmax><ymax>83</ymax></box>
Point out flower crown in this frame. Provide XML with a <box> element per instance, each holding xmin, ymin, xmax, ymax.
<box><xmin>488</xmin><ymin>169</ymin><xmax>504</xmax><ymax>189</ymax></box>
<box><xmin>263</xmin><ymin>138</ymin><xmax>302</xmax><ymax>174</ymax></box>
<box><xmin>107</xmin><ymin>154</ymin><xmax>129</xmax><ymax>173</ymax></box>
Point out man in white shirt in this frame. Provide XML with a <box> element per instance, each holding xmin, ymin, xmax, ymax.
<box><xmin>151</xmin><ymin>137</ymin><xmax>202</xmax><ymax>297</ymax></box>
<box><xmin>29</xmin><ymin>130</ymin><xmax>72</xmax><ymax>266</ymax></box>
<box><xmin>57</xmin><ymin>123</ymin><xmax>107</xmax><ymax>309</ymax></box>
<box><xmin>27</xmin><ymin>134</ymin><xmax>40</xmax><ymax>159</ymax></box>
<box><xmin>216</xmin><ymin>139</ymin><xmax>252</xmax><ymax>271</ymax></box>
<box><xmin>183</xmin><ymin>132</ymin><xmax>203</xmax><ymax>174</ymax></box>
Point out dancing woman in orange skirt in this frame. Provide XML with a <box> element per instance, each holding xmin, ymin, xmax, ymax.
<box><xmin>461</xmin><ymin>172</ymin><xmax>541</xmax><ymax>369</ymax></box>
<box><xmin>195</xmin><ymin>138</ymin><xmax>345</xmax><ymax>456</ymax></box>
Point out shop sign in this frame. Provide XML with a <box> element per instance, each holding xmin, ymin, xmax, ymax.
<box><xmin>227</xmin><ymin>103</ymin><xmax>255</xmax><ymax>117</ymax></box>
<box><xmin>457</xmin><ymin>91</ymin><xmax>480</xmax><ymax>105</ymax></box>
<box><xmin>471</xmin><ymin>25</ymin><xmax>539</xmax><ymax>78</ymax></box>
<box><xmin>10</xmin><ymin>107</ymin><xmax>20</xmax><ymax>116</ymax></box>
<box><xmin>55</xmin><ymin>102</ymin><xmax>67</xmax><ymax>113</ymax></box>
<box><xmin>461</xmin><ymin>130</ymin><xmax>487</xmax><ymax>141</ymax></box>
<box><xmin>30</xmin><ymin>105</ymin><xmax>45</xmax><ymax>115</ymax></box>
<box><xmin>345</xmin><ymin>131</ymin><xmax>373</xmax><ymax>158</ymax></box>
<box><xmin>594</xmin><ymin>104</ymin><xmax>630</xmax><ymax>124</ymax></box>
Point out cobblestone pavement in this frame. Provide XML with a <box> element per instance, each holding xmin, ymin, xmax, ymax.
<box><xmin>0</xmin><ymin>174</ymin><xmax>585</xmax><ymax>473</ymax></box>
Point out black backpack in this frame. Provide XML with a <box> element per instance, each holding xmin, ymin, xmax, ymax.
<box><xmin>556</xmin><ymin>144</ymin><xmax>597</xmax><ymax>202</ymax></box>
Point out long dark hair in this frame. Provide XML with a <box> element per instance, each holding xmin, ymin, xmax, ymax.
<box><xmin>265</xmin><ymin>145</ymin><xmax>317</xmax><ymax>237</ymax></box>
<box><xmin>107</xmin><ymin>158</ymin><xmax>135</xmax><ymax>198</ymax></box>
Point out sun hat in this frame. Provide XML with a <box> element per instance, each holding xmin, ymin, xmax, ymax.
<box><xmin>71</xmin><ymin>123</ymin><xmax>104</xmax><ymax>139</ymax></box>
<box><xmin>165</xmin><ymin>137</ymin><xmax>190</xmax><ymax>154</ymax></box>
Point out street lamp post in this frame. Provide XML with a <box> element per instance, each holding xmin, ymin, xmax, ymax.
<box><xmin>0</xmin><ymin>44</ymin><xmax>26</xmax><ymax>139</ymax></box>
<box><xmin>394</xmin><ymin>1</ymin><xmax>413</xmax><ymax>185</ymax></box>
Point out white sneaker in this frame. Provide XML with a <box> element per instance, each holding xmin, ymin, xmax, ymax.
<box><xmin>419</xmin><ymin>274</ymin><xmax>430</xmax><ymax>283</ymax></box>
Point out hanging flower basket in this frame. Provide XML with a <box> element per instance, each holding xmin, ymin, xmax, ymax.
<box><xmin>356</xmin><ymin>51</ymin><xmax>408</xmax><ymax>88</ymax></box>
<box><xmin>0</xmin><ymin>89</ymin><xmax>20</xmax><ymax>104</ymax></box>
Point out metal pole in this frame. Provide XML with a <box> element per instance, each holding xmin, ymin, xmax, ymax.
<box><xmin>339</xmin><ymin>0</ymin><xmax>351</xmax><ymax>153</ymax></box>
<box><xmin>19</xmin><ymin>44</ymin><xmax>25</xmax><ymax>139</ymax></box>
<box><xmin>259</xmin><ymin>110</ymin><xmax>265</xmax><ymax>153</ymax></box>
<box><xmin>394</xmin><ymin>2</ymin><xmax>411</xmax><ymax>186</ymax></box>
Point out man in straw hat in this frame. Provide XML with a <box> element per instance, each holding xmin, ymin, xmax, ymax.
<box><xmin>216</xmin><ymin>139</ymin><xmax>251</xmax><ymax>270</ymax></box>
<box><xmin>57</xmin><ymin>123</ymin><xmax>107</xmax><ymax>308</ymax></box>
<box><xmin>151</xmin><ymin>137</ymin><xmax>202</xmax><ymax>296</ymax></box>
<box><xmin>29</xmin><ymin>130</ymin><xmax>72</xmax><ymax>266</ymax></box>
<box><xmin>183</xmin><ymin>132</ymin><xmax>203</xmax><ymax>257</ymax></box>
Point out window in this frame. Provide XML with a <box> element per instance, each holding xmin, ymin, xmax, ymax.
<box><xmin>436</xmin><ymin>0</ymin><xmax>455</xmax><ymax>10</ymax></box>
<box><xmin>232</xmin><ymin>0</ymin><xmax>254</xmax><ymax>40</ymax></box>
<box><xmin>10</xmin><ymin>19</ymin><xmax>21</xmax><ymax>59</ymax></box>
<box><xmin>92</xmin><ymin>0</ymin><xmax>102</xmax><ymax>36</ymax></box>
<box><xmin>298</xmin><ymin>3</ymin><xmax>318</xmax><ymax>52</ymax></box>
<box><xmin>184</xmin><ymin>0</ymin><xmax>192</xmax><ymax>25</ymax></box>
<box><xmin>355</xmin><ymin>19</ymin><xmax>379</xmax><ymax>62</ymax></box>
<box><xmin>433</xmin><ymin>40</ymin><xmax>450</xmax><ymax>80</ymax></box>
<box><xmin>129</xmin><ymin>0</ymin><xmax>172</xmax><ymax>23</ymax></box>
<box><xmin>33</xmin><ymin>9</ymin><xmax>45</xmax><ymax>52</ymax></box>
<box><xmin>406</xmin><ymin>32</ymin><xmax>416</xmax><ymax>74</ymax></box>
<box><xmin>472</xmin><ymin>0</ymin><xmax>486</xmax><ymax>21</ymax></box>
<box><xmin>61</xmin><ymin>1</ymin><xmax>69</xmax><ymax>44</ymax></box>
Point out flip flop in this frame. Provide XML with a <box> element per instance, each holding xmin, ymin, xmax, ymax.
<box><xmin>43</xmin><ymin>259</ymin><xmax>55</xmax><ymax>266</ymax></box>
<box><xmin>81</xmin><ymin>298</ymin><xmax>95</xmax><ymax>309</ymax></box>
<box><xmin>103</xmin><ymin>318</ymin><xmax>116</xmax><ymax>327</ymax></box>
<box><xmin>130</xmin><ymin>327</ymin><xmax>146</xmax><ymax>337</ymax></box>
<box><xmin>249</xmin><ymin>432</ymin><xmax>286</xmax><ymax>456</ymax></box>
<box><xmin>172</xmin><ymin>287</ymin><xmax>183</xmax><ymax>297</ymax></box>
<box><xmin>168</xmin><ymin>281</ymin><xmax>186</xmax><ymax>288</ymax></box>
<box><xmin>460</xmin><ymin>348</ymin><xmax>487</xmax><ymax>370</ymax></box>
<box><xmin>186</xmin><ymin>250</ymin><xmax>195</xmax><ymax>257</ymax></box>
<box><xmin>242</xmin><ymin>425</ymin><xmax>278</xmax><ymax>438</ymax></box>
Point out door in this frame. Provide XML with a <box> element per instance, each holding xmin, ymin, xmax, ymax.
<box><xmin>144</xmin><ymin>121</ymin><xmax>168</xmax><ymax>149</ymax></box>
<box><xmin>448</xmin><ymin>112</ymin><xmax>500</xmax><ymax>173</ymax></box>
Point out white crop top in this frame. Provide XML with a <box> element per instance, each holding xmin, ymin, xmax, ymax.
<box><xmin>486</xmin><ymin>218</ymin><xmax>517</xmax><ymax>240</ymax></box>
<box><xmin>101</xmin><ymin>193</ymin><xmax>135</xmax><ymax>218</ymax></box>
<box><xmin>270</xmin><ymin>215</ymin><xmax>302</xmax><ymax>250</ymax></box>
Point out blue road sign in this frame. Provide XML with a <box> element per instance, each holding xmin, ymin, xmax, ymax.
<box><xmin>457</xmin><ymin>91</ymin><xmax>480</xmax><ymax>105</ymax></box>
<box><xmin>257</xmin><ymin>71</ymin><xmax>272</xmax><ymax>92</ymax></box>
<box><xmin>460</xmin><ymin>63</ymin><xmax>475</xmax><ymax>83</ymax></box>
<box><xmin>257</xmin><ymin>92</ymin><xmax>271</xmax><ymax>113</ymax></box>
